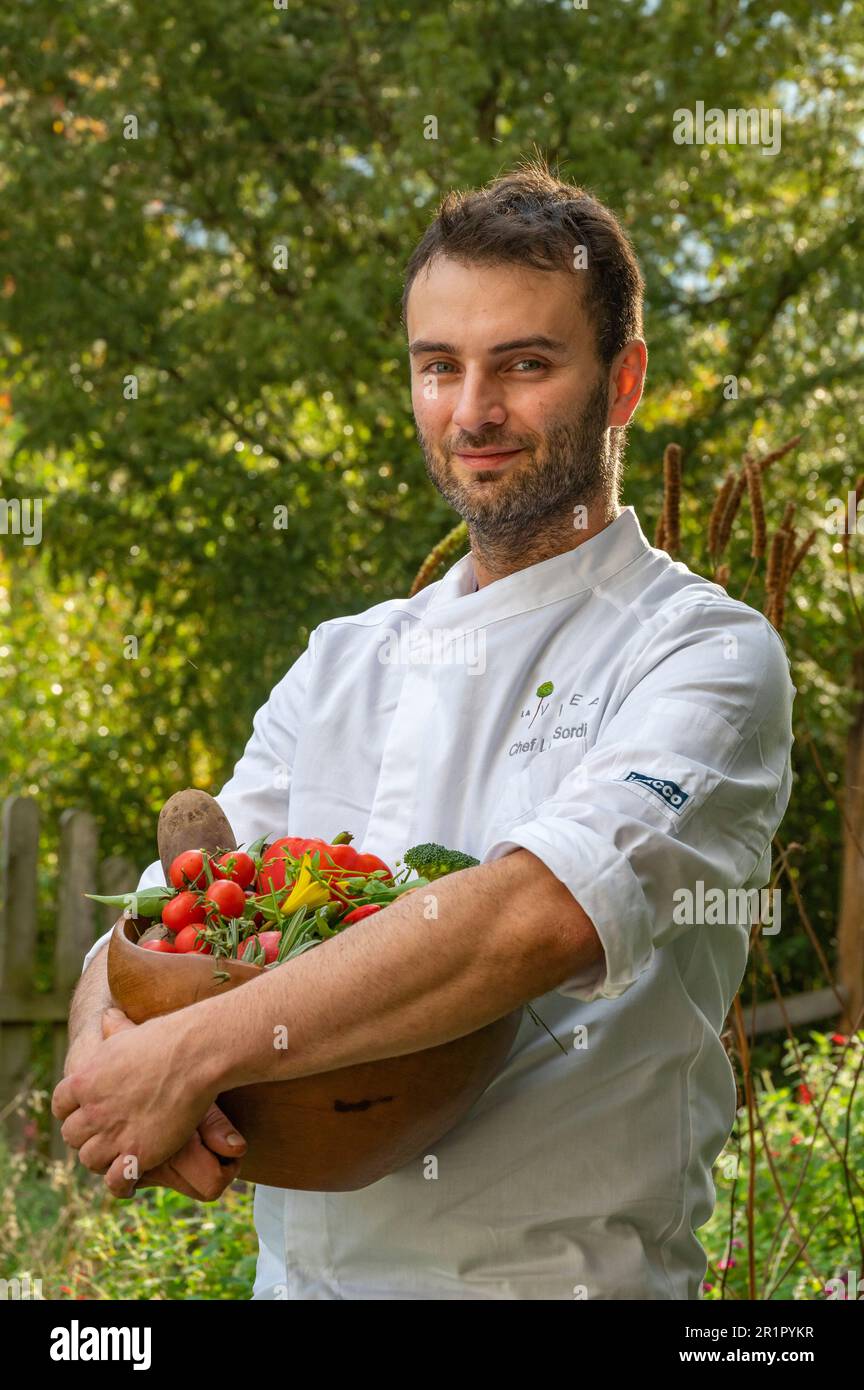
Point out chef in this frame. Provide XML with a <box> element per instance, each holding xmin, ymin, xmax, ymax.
<box><xmin>58</xmin><ymin>166</ymin><xmax>795</xmax><ymax>1300</ymax></box>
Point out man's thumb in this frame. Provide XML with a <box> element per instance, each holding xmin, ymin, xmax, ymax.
<box><xmin>198</xmin><ymin>1103</ymin><xmax>247</xmax><ymax>1158</ymax></box>
<box><xmin>102</xmin><ymin>1006</ymin><xmax>135</xmax><ymax>1038</ymax></box>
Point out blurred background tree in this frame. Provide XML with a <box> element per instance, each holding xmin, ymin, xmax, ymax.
<box><xmin>0</xmin><ymin>0</ymin><xmax>862</xmax><ymax>1021</ymax></box>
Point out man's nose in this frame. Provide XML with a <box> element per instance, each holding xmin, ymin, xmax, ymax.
<box><xmin>451</xmin><ymin>371</ymin><xmax>508</xmax><ymax>435</ymax></box>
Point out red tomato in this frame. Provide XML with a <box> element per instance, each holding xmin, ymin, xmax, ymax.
<box><xmin>257</xmin><ymin>930</ymin><xmax>281</xmax><ymax>964</ymax></box>
<box><xmin>161</xmin><ymin>891</ymin><xmax>207</xmax><ymax>932</ymax></box>
<box><xmin>215</xmin><ymin>850</ymin><xmax>256</xmax><ymax>888</ymax></box>
<box><xmin>169</xmin><ymin>850</ymin><xmax>214</xmax><ymax>891</ymax></box>
<box><xmin>140</xmin><ymin>939</ymin><xmax>177</xmax><ymax>953</ymax></box>
<box><xmin>351</xmin><ymin>852</ymin><xmax>393</xmax><ymax>882</ymax></box>
<box><xmin>341</xmin><ymin>903</ymin><xmax>383</xmax><ymax>924</ymax></box>
<box><xmin>173</xmin><ymin>924</ymin><xmax>212</xmax><ymax>954</ymax></box>
<box><xmin>204</xmin><ymin>878</ymin><xmax>246</xmax><ymax>921</ymax></box>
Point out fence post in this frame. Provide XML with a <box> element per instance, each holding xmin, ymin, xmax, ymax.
<box><xmin>50</xmin><ymin>808</ymin><xmax>99</xmax><ymax>1158</ymax></box>
<box><xmin>0</xmin><ymin>795</ymin><xmax>40</xmax><ymax>1147</ymax></box>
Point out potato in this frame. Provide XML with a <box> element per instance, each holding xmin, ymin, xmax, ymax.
<box><xmin>157</xmin><ymin>788</ymin><xmax>237</xmax><ymax>880</ymax></box>
<box><xmin>137</xmin><ymin>922</ymin><xmax>171</xmax><ymax>945</ymax></box>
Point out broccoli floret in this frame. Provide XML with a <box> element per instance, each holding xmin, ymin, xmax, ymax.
<box><xmin>402</xmin><ymin>843</ymin><xmax>480</xmax><ymax>880</ymax></box>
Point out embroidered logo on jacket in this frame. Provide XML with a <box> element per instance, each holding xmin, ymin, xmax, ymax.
<box><xmin>622</xmin><ymin>771</ymin><xmax>689</xmax><ymax>812</ymax></box>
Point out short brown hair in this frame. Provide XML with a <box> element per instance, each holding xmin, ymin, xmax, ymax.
<box><xmin>401</xmin><ymin>155</ymin><xmax>645</xmax><ymax>370</ymax></box>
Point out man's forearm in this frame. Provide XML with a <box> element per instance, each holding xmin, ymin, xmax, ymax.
<box><xmin>67</xmin><ymin>942</ymin><xmax>114</xmax><ymax>1068</ymax></box>
<box><xmin>177</xmin><ymin>848</ymin><xmax>604</xmax><ymax>1095</ymax></box>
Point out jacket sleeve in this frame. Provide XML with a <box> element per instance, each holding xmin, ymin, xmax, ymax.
<box><xmin>479</xmin><ymin>599</ymin><xmax>796</xmax><ymax>1002</ymax></box>
<box><xmin>81</xmin><ymin>635</ymin><xmax>317</xmax><ymax>975</ymax></box>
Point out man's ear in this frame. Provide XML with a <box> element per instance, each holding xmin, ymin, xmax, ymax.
<box><xmin>608</xmin><ymin>340</ymin><xmax>647</xmax><ymax>426</ymax></box>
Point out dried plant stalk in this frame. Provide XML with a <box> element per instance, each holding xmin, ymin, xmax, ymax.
<box><xmin>746</xmin><ymin>460</ymin><xmax>767</xmax><ymax>559</ymax></box>
<box><xmin>765</xmin><ymin>529</ymin><xmax>788</xmax><ymax>602</ymax></box>
<box><xmin>715</xmin><ymin>462</ymin><xmax>749</xmax><ymax>558</ymax></box>
<box><xmin>662</xmin><ymin>443</ymin><xmax>682</xmax><ymax>555</ymax></box>
<box><xmin>752</xmin><ymin>433</ymin><xmax>803</xmax><ymax>477</ymax></box>
<box><xmin>770</xmin><ymin>586</ymin><xmax>788</xmax><ymax>632</ymax></box>
<box><xmin>779</xmin><ymin>503</ymin><xmax>798</xmax><ymax>591</ymax></box>
<box><xmin>715</xmin><ymin>563</ymin><xmax>731</xmax><ymax>587</ymax></box>
<box><xmin>787</xmin><ymin>528</ymin><xmax>818</xmax><ymax>581</ymax></box>
<box><xmin>409</xmin><ymin>520</ymin><xmax>469</xmax><ymax>596</ymax></box>
<box><xmin>654</xmin><ymin>513</ymin><xmax>666</xmax><ymax>549</ymax></box>
<box><xmin>708</xmin><ymin>469</ymin><xmax>736</xmax><ymax>555</ymax></box>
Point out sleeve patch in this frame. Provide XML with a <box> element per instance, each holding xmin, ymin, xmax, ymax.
<box><xmin>620</xmin><ymin>771</ymin><xmax>690</xmax><ymax>813</ymax></box>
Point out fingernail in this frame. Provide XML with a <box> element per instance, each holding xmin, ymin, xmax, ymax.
<box><xmin>226</xmin><ymin>1133</ymin><xmax>243</xmax><ymax>1146</ymax></box>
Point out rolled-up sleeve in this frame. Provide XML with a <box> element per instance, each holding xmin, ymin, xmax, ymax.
<box><xmin>80</xmin><ymin>634</ymin><xmax>317</xmax><ymax>976</ymax></box>
<box><xmin>480</xmin><ymin>600</ymin><xmax>795</xmax><ymax>1002</ymax></box>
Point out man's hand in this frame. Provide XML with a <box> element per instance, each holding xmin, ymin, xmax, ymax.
<box><xmin>52</xmin><ymin>1004</ymin><xmax>242</xmax><ymax>1197</ymax></box>
<box><xmin>98</xmin><ymin>1008</ymin><xmax>246</xmax><ymax>1201</ymax></box>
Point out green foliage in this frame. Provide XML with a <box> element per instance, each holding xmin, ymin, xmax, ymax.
<box><xmin>0</xmin><ymin>1092</ymin><xmax>257</xmax><ymax>1300</ymax></box>
<box><xmin>702</xmin><ymin>1031</ymin><xmax>864</xmax><ymax>1299</ymax></box>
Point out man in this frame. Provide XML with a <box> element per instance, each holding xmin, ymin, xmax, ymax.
<box><xmin>55</xmin><ymin>159</ymin><xmax>794</xmax><ymax>1300</ymax></box>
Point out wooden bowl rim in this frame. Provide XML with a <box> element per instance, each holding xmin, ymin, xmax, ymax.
<box><xmin>112</xmin><ymin>914</ymin><xmax>265</xmax><ymax>983</ymax></box>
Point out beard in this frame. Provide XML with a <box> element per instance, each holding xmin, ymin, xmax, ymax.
<box><xmin>415</xmin><ymin>374</ymin><xmax>623</xmax><ymax>551</ymax></box>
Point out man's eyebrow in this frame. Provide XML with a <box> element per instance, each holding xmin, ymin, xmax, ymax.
<box><xmin>408</xmin><ymin>335</ymin><xmax>569</xmax><ymax>357</ymax></box>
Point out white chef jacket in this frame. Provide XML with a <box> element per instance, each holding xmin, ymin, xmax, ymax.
<box><xmin>82</xmin><ymin>506</ymin><xmax>795</xmax><ymax>1300</ymax></box>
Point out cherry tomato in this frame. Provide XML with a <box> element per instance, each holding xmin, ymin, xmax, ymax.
<box><xmin>341</xmin><ymin>903</ymin><xmax>383</xmax><ymax>924</ymax></box>
<box><xmin>215</xmin><ymin>850</ymin><xmax>256</xmax><ymax>888</ymax></box>
<box><xmin>169</xmin><ymin>850</ymin><xmax>214</xmax><ymax>891</ymax></box>
<box><xmin>257</xmin><ymin>930</ymin><xmax>281</xmax><ymax>964</ymax></box>
<box><xmin>351</xmin><ymin>852</ymin><xmax>393</xmax><ymax>882</ymax></box>
<box><xmin>140</xmin><ymin>939</ymin><xmax>177</xmax><ymax>953</ymax></box>
<box><xmin>173</xmin><ymin>924</ymin><xmax>212</xmax><ymax>954</ymax></box>
<box><xmin>161</xmin><ymin>890</ymin><xmax>207</xmax><ymax>932</ymax></box>
<box><xmin>204</xmin><ymin>878</ymin><xmax>246</xmax><ymax>921</ymax></box>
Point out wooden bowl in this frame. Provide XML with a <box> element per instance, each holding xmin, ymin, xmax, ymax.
<box><xmin>107</xmin><ymin>916</ymin><xmax>522</xmax><ymax>1191</ymax></box>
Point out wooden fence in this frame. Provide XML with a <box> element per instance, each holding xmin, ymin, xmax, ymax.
<box><xmin>0</xmin><ymin>791</ymin><xmax>853</xmax><ymax>1159</ymax></box>
<box><xmin>0</xmin><ymin>794</ymin><xmax>136</xmax><ymax>1156</ymax></box>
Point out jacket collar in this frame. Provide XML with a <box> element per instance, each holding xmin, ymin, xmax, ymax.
<box><xmin>421</xmin><ymin>506</ymin><xmax>651</xmax><ymax>634</ymax></box>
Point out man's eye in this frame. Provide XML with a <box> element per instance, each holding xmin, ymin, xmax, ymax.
<box><xmin>421</xmin><ymin>359</ymin><xmax>546</xmax><ymax>374</ymax></box>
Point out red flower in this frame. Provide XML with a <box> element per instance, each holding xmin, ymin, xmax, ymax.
<box><xmin>831</xmin><ymin>1033</ymin><xmax>848</xmax><ymax>1045</ymax></box>
<box><xmin>797</xmin><ymin>1083</ymin><xmax>813</xmax><ymax>1104</ymax></box>
<box><xmin>59</xmin><ymin>1285</ymin><xmax>72</xmax><ymax>1295</ymax></box>
<box><xmin>791</xmin><ymin>1134</ymin><xmax>804</xmax><ymax>1145</ymax></box>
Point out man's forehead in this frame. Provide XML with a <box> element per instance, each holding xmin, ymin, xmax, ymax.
<box><xmin>406</xmin><ymin>257</ymin><xmax>587</xmax><ymax>348</ymax></box>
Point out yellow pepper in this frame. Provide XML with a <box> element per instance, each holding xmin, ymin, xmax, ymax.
<box><xmin>280</xmin><ymin>852</ymin><xmax>331</xmax><ymax>913</ymax></box>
